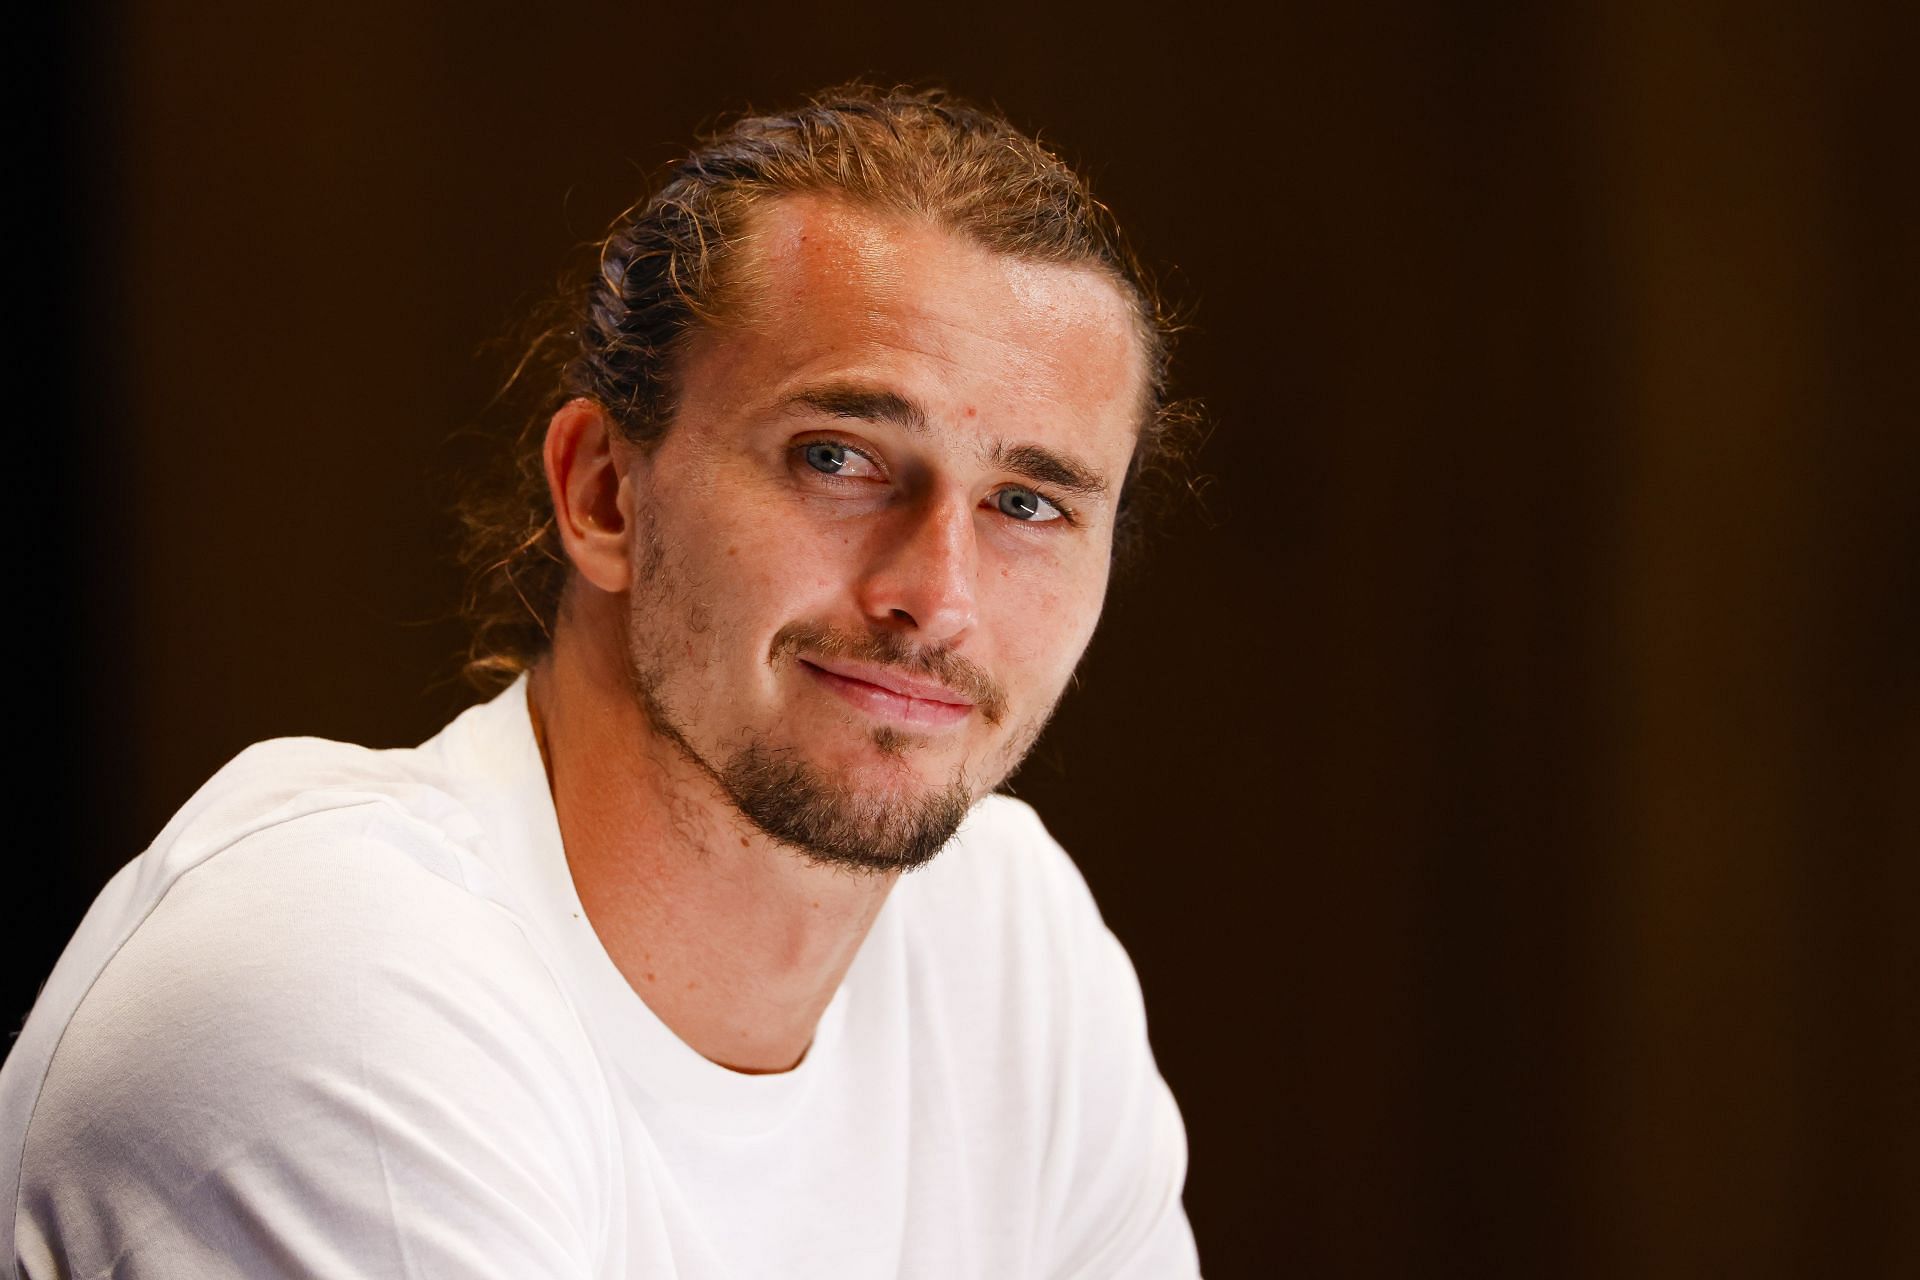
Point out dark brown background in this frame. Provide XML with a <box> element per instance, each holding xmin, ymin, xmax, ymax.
<box><xmin>14</xmin><ymin>2</ymin><xmax>1917</xmax><ymax>1276</ymax></box>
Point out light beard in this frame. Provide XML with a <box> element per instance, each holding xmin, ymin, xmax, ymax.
<box><xmin>627</xmin><ymin>661</ymin><xmax>978</xmax><ymax>874</ymax></box>
<box><xmin>719</xmin><ymin>743</ymin><xmax>974</xmax><ymax>874</ymax></box>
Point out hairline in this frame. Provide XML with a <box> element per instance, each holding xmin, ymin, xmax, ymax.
<box><xmin>650</xmin><ymin>189</ymin><xmax>1161</xmax><ymax>450</ymax></box>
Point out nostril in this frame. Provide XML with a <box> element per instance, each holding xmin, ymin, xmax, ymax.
<box><xmin>890</xmin><ymin>608</ymin><xmax>915</xmax><ymax>624</ymax></box>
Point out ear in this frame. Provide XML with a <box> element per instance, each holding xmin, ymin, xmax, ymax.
<box><xmin>544</xmin><ymin>398</ymin><xmax>636</xmax><ymax>594</ymax></box>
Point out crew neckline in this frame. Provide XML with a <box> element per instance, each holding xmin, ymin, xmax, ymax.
<box><xmin>433</xmin><ymin>676</ymin><xmax>861</xmax><ymax>1136</ymax></box>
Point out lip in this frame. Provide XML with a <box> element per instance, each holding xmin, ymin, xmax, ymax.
<box><xmin>800</xmin><ymin>658</ymin><xmax>975</xmax><ymax>728</ymax></box>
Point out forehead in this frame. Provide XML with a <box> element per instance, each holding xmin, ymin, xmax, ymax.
<box><xmin>695</xmin><ymin>195</ymin><xmax>1148</xmax><ymax>461</ymax></box>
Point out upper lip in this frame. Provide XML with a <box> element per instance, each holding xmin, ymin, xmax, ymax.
<box><xmin>802</xmin><ymin>657</ymin><xmax>974</xmax><ymax>707</ymax></box>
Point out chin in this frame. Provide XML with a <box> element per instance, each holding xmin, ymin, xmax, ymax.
<box><xmin>840</xmin><ymin>745</ymin><xmax>979</xmax><ymax>805</ymax></box>
<box><xmin>720</xmin><ymin>739</ymin><xmax>976</xmax><ymax>875</ymax></box>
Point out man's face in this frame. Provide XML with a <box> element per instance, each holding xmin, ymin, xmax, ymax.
<box><xmin>616</xmin><ymin>195</ymin><xmax>1145</xmax><ymax>872</ymax></box>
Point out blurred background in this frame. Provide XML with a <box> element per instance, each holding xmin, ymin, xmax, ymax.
<box><xmin>14</xmin><ymin>1</ymin><xmax>1917</xmax><ymax>1275</ymax></box>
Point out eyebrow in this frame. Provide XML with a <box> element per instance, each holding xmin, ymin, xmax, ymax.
<box><xmin>779</xmin><ymin>383</ymin><xmax>1110</xmax><ymax>501</ymax></box>
<box><xmin>784</xmin><ymin>386</ymin><xmax>927</xmax><ymax>433</ymax></box>
<box><xmin>986</xmin><ymin>441</ymin><xmax>1109</xmax><ymax>500</ymax></box>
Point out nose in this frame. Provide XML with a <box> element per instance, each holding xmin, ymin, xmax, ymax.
<box><xmin>856</xmin><ymin>492</ymin><xmax>980</xmax><ymax>645</ymax></box>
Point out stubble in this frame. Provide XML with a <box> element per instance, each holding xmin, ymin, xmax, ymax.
<box><xmin>621</xmin><ymin>509</ymin><xmax>1038</xmax><ymax>875</ymax></box>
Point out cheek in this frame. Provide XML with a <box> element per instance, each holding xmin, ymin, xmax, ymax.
<box><xmin>986</xmin><ymin>557</ymin><xmax>1107</xmax><ymax>683</ymax></box>
<box><xmin>697</xmin><ymin>513</ymin><xmax>855</xmax><ymax>630</ymax></box>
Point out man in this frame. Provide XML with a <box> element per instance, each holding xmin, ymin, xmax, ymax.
<box><xmin>1</xmin><ymin>86</ymin><xmax>1199</xmax><ymax>1276</ymax></box>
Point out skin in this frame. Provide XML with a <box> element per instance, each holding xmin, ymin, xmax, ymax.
<box><xmin>527</xmin><ymin>194</ymin><xmax>1146</xmax><ymax>1072</ymax></box>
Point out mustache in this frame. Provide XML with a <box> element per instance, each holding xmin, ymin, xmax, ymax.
<box><xmin>768</xmin><ymin>621</ymin><xmax>1009</xmax><ymax>726</ymax></box>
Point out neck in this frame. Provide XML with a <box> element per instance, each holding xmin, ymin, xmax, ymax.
<box><xmin>527</xmin><ymin>603</ymin><xmax>897</xmax><ymax>1074</ymax></box>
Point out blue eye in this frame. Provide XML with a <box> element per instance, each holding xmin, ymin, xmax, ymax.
<box><xmin>803</xmin><ymin>442</ymin><xmax>850</xmax><ymax>474</ymax></box>
<box><xmin>994</xmin><ymin>487</ymin><xmax>1062</xmax><ymax>522</ymax></box>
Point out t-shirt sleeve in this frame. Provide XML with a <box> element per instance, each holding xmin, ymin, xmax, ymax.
<box><xmin>14</xmin><ymin>811</ymin><xmax>616</xmax><ymax>1279</ymax></box>
<box><xmin>1014</xmin><ymin>808</ymin><xmax>1201</xmax><ymax>1280</ymax></box>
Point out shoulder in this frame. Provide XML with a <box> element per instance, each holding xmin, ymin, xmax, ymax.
<box><xmin>94</xmin><ymin>730</ymin><xmax>549</xmax><ymax>974</ymax></box>
<box><xmin>899</xmin><ymin>793</ymin><xmax>1200</xmax><ymax>1277</ymax></box>
<box><xmin>31</xmin><ymin>730</ymin><xmax>605</xmax><ymax>1125</ymax></box>
<box><xmin>891</xmin><ymin>791</ymin><xmax>1143</xmax><ymax>1064</ymax></box>
<box><xmin>143</xmin><ymin>732</ymin><xmax>494</xmax><ymax>876</ymax></box>
<box><xmin>9</xmin><ymin>737</ymin><xmax>617</xmax><ymax>1273</ymax></box>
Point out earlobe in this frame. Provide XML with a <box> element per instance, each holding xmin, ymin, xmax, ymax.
<box><xmin>544</xmin><ymin>398</ymin><xmax>633</xmax><ymax>594</ymax></box>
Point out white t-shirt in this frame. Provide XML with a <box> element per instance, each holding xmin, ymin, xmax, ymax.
<box><xmin>1</xmin><ymin>679</ymin><xmax>1197</xmax><ymax>1278</ymax></box>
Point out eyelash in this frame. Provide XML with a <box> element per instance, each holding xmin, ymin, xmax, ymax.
<box><xmin>791</xmin><ymin>439</ymin><xmax>1078</xmax><ymax>527</ymax></box>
